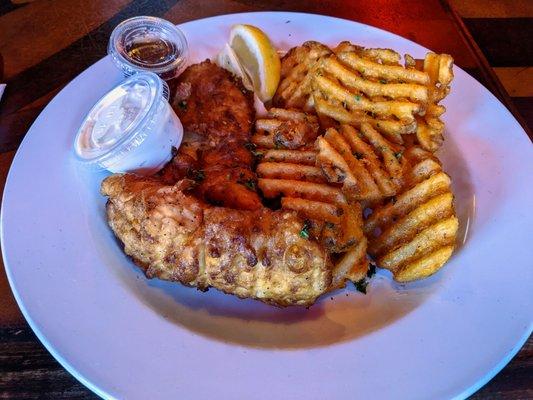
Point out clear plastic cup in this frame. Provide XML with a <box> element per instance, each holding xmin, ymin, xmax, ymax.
<box><xmin>74</xmin><ymin>72</ymin><xmax>183</xmax><ymax>174</ymax></box>
<box><xmin>108</xmin><ymin>16</ymin><xmax>188</xmax><ymax>80</ymax></box>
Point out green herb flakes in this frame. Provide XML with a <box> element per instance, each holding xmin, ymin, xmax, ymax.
<box><xmin>300</xmin><ymin>220</ymin><xmax>311</xmax><ymax>239</ymax></box>
<box><xmin>367</xmin><ymin>263</ymin><xmax>376</xmax><ymax>278</ymax></box>
<box><xmin>354</xmin><ymin>278</ymin><xmax>368</xmax><ymax>294</ymax></box>
<box><xmin>244</xmin><ymin>179</ymin><xmax>256</xmax><ymax>191</ymax></box>
<box><xmin>187</xmin><ymin>168</ymin><xmax>205</xmax><ymax>182</ymax></box>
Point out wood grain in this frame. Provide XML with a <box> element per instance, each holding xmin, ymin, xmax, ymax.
<box><xmin>494</xmin><ymin>67</ymin><xmax>533</xmax><ymax>97</ymax></box>
<box><xmin>0</xmin><ymin>0</ymin><xmax>132</xmax><ymax>79</ymax></box>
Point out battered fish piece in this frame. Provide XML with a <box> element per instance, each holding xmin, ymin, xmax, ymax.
<box><xmin>198</xmin><ymin>141</ymin><xmax>262</xmax><ymax>210</ymax></box>
<box><xmin>158</xmin><ymin>142</ymin><xmax>201</xmax><ymax>184</ymax></box>
<box><xmin>102</xmin><ymin>174</ymin><xmax>333</xmax><ymax>306</ymax></box>
<box><xmin>169</xmin><ymin>60</ymin><xmax>261</xmax><ymax>210</ymax></box>
<box><xmin>172</xmin><ymin>60</ymin><xmax>254</xmax><ymax>146</ymax></box>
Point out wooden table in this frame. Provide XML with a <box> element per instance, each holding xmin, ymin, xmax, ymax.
<box><xmin>0</xmin><ymin>1</ymin><xmax>531</xmax><ymax>398</ymax></box>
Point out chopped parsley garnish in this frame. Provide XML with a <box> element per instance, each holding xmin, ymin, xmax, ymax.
<box><xmin>177</xmin><ymin>100</ymin><xmax>187</xmax><ymax>110</ymax></box>
<box><xmin>300</xmin><ymin>220</ymin><xmax>311</xmax><ymax>239</ymax></box>
<box><xmin>394</xmin><ymin>150</ymin><xmax>403</xmax><ymax>160</ymax></box>
<box><xmin>187</xmin><ymin>168</ymin><xmax>205</xmax><ymax>182</ymax></box>
<box><xmin>274</xmin><ymin>137</ymin><xmax>286</xmax><ymax>149</ymax></box>
<box><xmin>244</xmin><ymin>142</ymin><xmax>256</xmax><ymax>151</ymax></box>
<box><xmin>379</xmin><ymin>79</ymin><xmax>387</xmax><ymax>84</ymax></box>
<box><xmin>251</xmin><ymin>150</ymin><xmax>264</xmax><ymax>160</ymax></box>
<box><xmin>354</xmin><ymin>95</ymin><xmax>361</xmax><ymax>101</ymax></box>
<box><xmin>244</xmin><ymin>179</ymin><xmax>256</xmax><ymax>191</ymax></box>
<box><xmin>237</xmin><ymin>176</ymin><xmax>257</xmax><ymax>191</ymax></box>
<box><xmin>354</xmin><ymin>278</ymin><xmax>368</xmax><ymax>294</ymax></box>
<box><xmin>367</xmin><ymin>263</ymin><xmax>376</xmax><ymax>278</ymax></box>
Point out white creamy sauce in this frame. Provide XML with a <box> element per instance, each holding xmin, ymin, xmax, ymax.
<box><xmin>74</xmin><ymin>73</ymin><xmax>183</xmax><ymax>174</ymax></box>
<box><xmin>77</xmin><ymin>82</ymin><xmax>151</xmax><ymax>158</ymax></box>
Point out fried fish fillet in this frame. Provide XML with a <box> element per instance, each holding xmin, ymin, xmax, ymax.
<box><xmin>102</xmin><ymin>174</ymin><xmax>333</xmax><ymax>306</ymax></box>
<box><xmin>168</xmin><ymin>60</ymin><xmax>262</xmax><ymax>210</ymax></box>
<box><xmin>172</xmin><ymin>60</ymin><xmax>254</xmax><ymax>146</ymax></box>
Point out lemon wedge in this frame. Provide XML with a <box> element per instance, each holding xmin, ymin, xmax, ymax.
<box><xmin>229</xmin><ymin>24</ymin><xmax>281</xmax><ymax>102</ymax></box>
<box><xmin>216</xmin><ymin>43</ymin><xmax>254</xmax><ymax>91</ymax></box>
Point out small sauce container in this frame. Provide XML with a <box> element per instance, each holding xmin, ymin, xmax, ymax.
<box><xmin>74</xmin><ymin>72</ymin><xmax>183</xmax><ymax>174</ymax></box>
<box><xmin>108</xmin><ymin>16</ymin><xmax>188</xmax><ymax>80</ymax></box>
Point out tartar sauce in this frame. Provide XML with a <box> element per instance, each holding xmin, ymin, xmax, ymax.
<box><xmin>74</xmin><ymin>72</ymin><xmax>182</xmax><ymax>174</ymax></box>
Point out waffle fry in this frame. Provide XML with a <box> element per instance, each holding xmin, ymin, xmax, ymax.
<box><xmin>262</xmin><ymin>148</ymin><xmax>316</xmax><ymax>165</ymax></box>
<box><xmin>364</xmin><ymin>150</ymin><xmax>458</xmax><ymax>282</ymax></box>
<box><xmin>331</xmin><ymin>237</ymin><xmax>369</xmax><ymax>287</ymax></box>
<box><xmin>273</xmin><ymin>41</ymin><xmax>332</xmax><ymax>110</ymax></box>
<box><xmin>256</xmin><ymin>148</ymin><xmax>368</xmax><ymax>280</ymax></box>
<box><xmin>312</xmin><ymin>50</ymin><xmax>429</xmax><ymax>142</ymax></box>
<box><xmin>268</xmin><ymin>41</ymin><xmax>456</xmax><ymax>286</ymax></box>
<box><xmin>282</xmin><ymin>41</ymin><xmax>454</xmax><ymax>152</ymax></box>
<box><xmin>414</xmin><ymin>53</ymin><xmax>454</xmax><ymax>151</ymax></box>
<box><xmin>252</xmin><ymin>108</ymin><xmax>319</xmax><ymax>149</ymax></box>
<box><xmin>334</xmin><ymin>41</ymin><xmax>402</xmax><ymax>65</ymax></box>
<box><xmin>316</xmin><ymin>124</ymin><xmax>404</xmax><ymax>202</ymax></box>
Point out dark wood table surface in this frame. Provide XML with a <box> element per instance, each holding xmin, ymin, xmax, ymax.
<box><xmin>0</xmin><ymin>0</ymin><xmax>531</xmax><ymax>398</ymax></box>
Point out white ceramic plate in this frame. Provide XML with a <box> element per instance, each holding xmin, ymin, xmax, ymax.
<box><xmin>2</xmin><ymin>12</ymin><xmax>532</xmax><ymax>400</ymax></box>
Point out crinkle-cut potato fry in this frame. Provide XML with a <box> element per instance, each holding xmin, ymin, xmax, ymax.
<box><xmin>413</xmin><ymin>53</ymin><xmax>454</xmax><ymax>152</ymax></box>
<box><xmin>322</xmin><ymin>202</ymin><xmax>365</xmax><ymax>253</ymax></box>
<box><xmin>365</xmin><ymin>152</ymin><xmax>458</xmax><ymax>282</ymax></box>
<box><xmin>313</xmin><ymin>96</ymin><xmax>413</xmax><ymax>144</ymax></box>
<box><xmin>364</xmin><ymin>171</ymin><xmax>451</xmax><ymax>234</ymax></box>
<box><xmin>273</xmin><ymin>41</ymin><xmax>332</xmax><ymax>110</ymax></box>
<box><xmin>256</xmin><ymin>146</ymin><xmax>366</xmax><ymax>279</ymax></box>
<box><xmin>336</xmin><ymin>51</ymin><xmax>430</xmax><ymax>85</ymax></box>
<box><xmin>281</xmin><ymin>197</ymin><xmax>342</xmax><ymax>224</ymax></box>
<box><xmin>369</xmin><ymin>192</ymin><xmax>454</xmax><ymax>255</ymax></box>
<box><xmin>334</xmin><ymin>41</ymin><xmax>402</xmax><ymax>66</ymax></box>
<box><xmin>332</xmin><ymin>237</ymin><xmax>369</xmax><ymax>288</ymax></box>
<box><xmin>316</xmin><ymin>124</ymin><xmax>404</xmax><ymax>202</ymax></box>
<box><xmin>319</xmin><ymin>56</ymin><xmax>429</xmax><ymax>103</ymax></box>
<box><xmin>258</xmin><ymin>178</ymin><xmax>347</xmax><ymax>205</ymax></box>
<box><xmin>313</xmin><ymin>73</ymin><xmax>422</xmax><ymax>122</ymax></box>
<box><xmin>378</xmin><ymin>217</ymin><xmax>458</xmax><ymax>270</ymax></box>
<box><xmin>317</xmin><ymin>134</ymin><xmax>368</xmax><ymax>196</ymax></box>
<box><xmin>296</xmin><ymin>41</ymin><xmax>455</xmax><ymax>153</ymax></box>
<box><xmin>252</xmin><ymin>108</ymin><xmax>319</xmax><ymax>150</ymax></box>
<box><xmin>257</xmin><ymin>162</ymin><xmax>326</xmax><ymax>183</ymax></box>
<box><xmin>262</xmin><ymin>149</ymin><xmax>316</xmax><ymax>165</ymax></box>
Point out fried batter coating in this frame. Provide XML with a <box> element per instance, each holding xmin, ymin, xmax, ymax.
<box><xmin>169</xmin><ymin>60</ymin><xmax>261</xmax><ymax>210</ymax></box>
<box><xmin>102</xmin><ymin>174</ymin><xmax>332</xmax><ymax>306</ymax></box>
<box><xmin>172</xmin><ymin>60</ymin><xmax>254</xmax><ymax>146</ymax></box>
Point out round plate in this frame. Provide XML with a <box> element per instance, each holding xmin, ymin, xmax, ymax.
<box><xmin>2</xmin><ymin>12</ymin><xmax>532</xmax><ymax>400</ymax></box>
